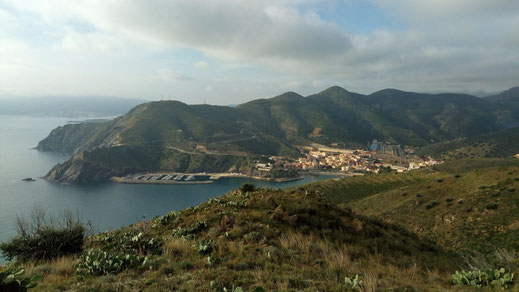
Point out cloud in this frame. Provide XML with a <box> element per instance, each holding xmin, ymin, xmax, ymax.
<box><xmin>157</xmin><ymin>69</ymin><xmax>193</xmax><ymax>82</ymax></box>
<box><xmin>193</xmin><ymin>61</ymin><xmax>208</xmax><ymax>69</ymax></box>
<box><xmin>1</xmin><ymin>1</ymin><xmax>350</xmax><ymax>61</ymax></box>
<box><xmin>1</xmin><ymin>0</ymin><xmax>519</xmax><ymax>100</ymax></box>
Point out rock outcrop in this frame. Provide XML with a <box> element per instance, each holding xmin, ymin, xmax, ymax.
<box><xmin>44</xmin><ymin>153</ymin><xmax>119</xmax><ymax>183</ymax></box>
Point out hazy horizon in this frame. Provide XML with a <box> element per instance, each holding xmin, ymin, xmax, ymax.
<box><xmin>0</xmin><ymin>84</ymin><xmax>515</xmax><ymax>105</ymax></box>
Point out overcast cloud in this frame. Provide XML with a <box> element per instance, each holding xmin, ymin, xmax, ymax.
<box><xmin>0</xmin><ymin>0</ymin><xmax>518</xmax><ymax>103</ymax></box>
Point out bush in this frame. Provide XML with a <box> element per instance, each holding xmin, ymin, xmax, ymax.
<box><xmin>0</xmin><ymin>264</ymin><xmax>40</xmax><ymax>290</ymax></box>
<box><xmin>425</xmin><ymin>201</ymin><xmax>439</xmax><ymax>209</ymax></box>
<box><xmin>76</xmin><ymin>249</ymin><xmax>148</xmax><ymax>276</ymax></box>
<box><xmin>344</xmin><ymin>274</ymin><xmax>362</xmax><ymax>290</ymax></box>
<box><xmin>0</xmin><ymin>209</ymin><xmax>87</xmax><ymax>262</ymax></box>
<box><xmin>244</xmin><ymin>231</ymin><xmax>262</xmax><ymax>242</ymax></box>
<box><xmin>452</xmin><ymin>268</ymin><xmax>514</xmax><ymax>288</ymax></box>
<box><xmin>173</xmin><ymin>221</ymin><xmax>208</xmax><ymax>240</ymax></box>
<box><xmin>179</xmin><ymin>261</ymin><xmax>193</xmax><ymax>270</ymax></box>
<box><xmin>207</xmin><ymin>255</ymin><xmax>221</xmax><ymax>266</ymax></box>
<box><xmin>94</xmin><ymin>231</ymin><xmax>163</xmax><ymax>255</ymax></box>
<box><xmin>195</xmin><ymin>239</ymin><xmax>213</xmax><ymax>255</ymax></box>
<box><xmin>239</xmin><ymin>183</ymin><xmax>256</xmax><ymax>193</ymax></box>
<box><xmin>486</xmin><ymin>203</ymin><xmax>498</xmax><ymax>210</ymax></box>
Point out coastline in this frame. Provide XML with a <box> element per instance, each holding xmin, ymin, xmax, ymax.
<box><xmin>301</xmin><ymin>170</ymin><xmax>364</xmax><ymax>177</ymax></box>
<box><xmin>111</xmin><ymin>177</ymin><xmax>215</xmax><ymax>185</ymax></box>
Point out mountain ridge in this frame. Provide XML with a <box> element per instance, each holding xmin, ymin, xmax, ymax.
<box><xmin>37</xmin><ymin>86</ymin><xmax>519</xmax><ymax>183</ymax></box>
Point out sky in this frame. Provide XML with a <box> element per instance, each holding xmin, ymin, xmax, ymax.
<box><xmin>0</xmin><ymin>0</ymin><xmax>518</xmax><ymax>104</ymax></box>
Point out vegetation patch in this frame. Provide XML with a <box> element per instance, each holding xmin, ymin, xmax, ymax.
<box><xmin>0</xmin><ymin>209</ymin><xmax>86</xmax><ymax>262</ymax></box>
<box><xmin>452</xmin><ymin>268</ymin><xmax>514</xmax><ymax>288</ymax></box>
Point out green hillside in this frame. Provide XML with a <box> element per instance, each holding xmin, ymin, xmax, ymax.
<box><xmin>10</xmin><ymin>185</ymin><xmax>459</xmax><ymax>291</ymax></box>
<box><xmin>301</xmin><ymin>159</ymin><xmax>519</xmax><ymax>253</ymax></box>
<box><xmin>417</xmin><ymin>127</ymin><xmax>519</xmax><ymax>160</ymax></box>
<box><xmin>485</xmin><ymin>86</ymin><xmax>519</xmax><ymax>128</ymax></box>
<box><xmin>45</xmin><ymin>146</ymin><xmax>260</xmax><ymax>184</ymax></box>
<box><xmin>37</xmin><ymin>86</ymin><xmax>519</xmax><ymax>183</ymax></box>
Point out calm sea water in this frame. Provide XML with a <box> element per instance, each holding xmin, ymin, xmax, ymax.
<box><xmin>0</xmin><ymin>115</ymin><xmax>336</xmax><ymax>263</ymax></box>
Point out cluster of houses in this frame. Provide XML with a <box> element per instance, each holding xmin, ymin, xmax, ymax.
<box><xmin>258</xmin><ymin>142</ymin><xmax>442</xmax><ymax>174</ymax></box>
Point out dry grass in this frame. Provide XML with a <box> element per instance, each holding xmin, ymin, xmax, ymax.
<box><xmin>360</xmin><ymin>269</ymin><xmax>378</xmax><ymax>292</ymax></box>
<box><xmin>279</xmin><ymin>231</ymin><xmax>311</xmax><ymax>251</ymax></box>
<box><xmin>162</xmin><ymin>236</ymin><xmax>192</xmax><ymax>258</ymax></box>
<box><xmin>22</xmin><ymin>256</ymin><xmax>76</xmax><ymax>290</ymax></box>
<box><xmin>325</xmin><ymin>247</ymin><xmax>351</xmax><ymax>273</ymax></box>
<box><xmin>279</xmin><ymin>231</ymin><xmax>351</xmax><ymax>272</ymax></box>
<box><xmin>25</xmin><ymin>256</ymin><xmax>75</xmax><ymax>278</ymax></box>
<box><xmin>226</xmin><ymin>240</ymin><xmax>245</xmax><ymax>257</ymax></box>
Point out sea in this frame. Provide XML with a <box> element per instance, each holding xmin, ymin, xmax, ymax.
<box><xmin>0</xmin><ymin>115</ymin><xmax>337</xmax><ymax>263</ymax></box>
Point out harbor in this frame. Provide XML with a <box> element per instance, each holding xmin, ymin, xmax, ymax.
<box><xmin>111</xmin><ymin>172</ymin><xmax>304</xmax><ymax>185</ymax></box>
<box><xmin>112</xmin><ymin>173</ymin><xmax>217</xmax><ymax>184</ymax></box>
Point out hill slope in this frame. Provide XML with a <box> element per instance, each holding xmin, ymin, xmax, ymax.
<box><xmin>22</xmin><ymin>185</ymin><xmax>458</xmax><ymax>291</ymax></box>
<box><xmin>417</xmin><ymin>127</ymin><xmax>519</xmax><ymax>160</ymax></box>
<box><xmin>485</xmin><ymin>86</ymin><xmax>519</xmax><ymax>127</ymax></box>
<box><xmin>301</xmin><ymin>159</ymin><xmax>519</xmax><ymax>253</ymax></box>
<box><xmin>37</xmin><ymin>86</ymin><xmax>518</xmax><ymax>183</ymax></box>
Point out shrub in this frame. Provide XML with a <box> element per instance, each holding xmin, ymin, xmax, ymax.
<box><xmin>344</xmin><ymin>274</ymin><xmax>362</xmax><ymax>290</ymax></box>
<box><xmin>207</xmin><ymin>255</ymin><xmax>221</xmax><ymax>266</ymax></box>
<box><xmin>95</xmin><ymin>231</ymin><xmax>163</xmax><ymax>255</ymax></box>
<box><xmin>244</xmin><ymin>231</ymin><xmax>262</xmax><ymax>242</ymax></box>
<box><xmin>0</xmin><ymin>209</ymin><xmax>86</xmax><ymax>262</ymax></box>
<box><xmin>486</xmin><ymin>203</ymin><xmax>498</xmax><ymax>210</ymax></box>
<box><xmin>425</xmin><ymin>201</ymin><xmax>439</xmax><ymax>209</ymax></box>
<box><xmin>173</xmin><ymin>221</ymin><xmax>208</xmax><ymax>240</ymax></box>
<box><xmin>209</xmin><ymin>281</ymin><xmax>265</xmax><ymax>292</ymax></box>
<box><xmin>239</xmin><ymin>183</ymin><xmax>256</xmax><ymax>193</ymax></box>
<box><xmin>195</xmin><ymin>239</ymin><xmax>213</xmax><ymax>255</ymax></box>
<box><xmin>0</xmin><ymin>264</ymin><xmax>40</xmax><ymax>290</ymax></box>
<box><xmin>179</xmin><ymin>261</ymin><xmax>193</xmax><ymax>270</ymax></box>
<box><xmin>152</xmin><ymin>211</ymin><xmax>178</xmax><ymax>227</ymax></box>
<box><xmin>77</xmin><ymin>249</ymin><xmax>145</xmax><ymax>276</ymax></box>
<box><xmin>452</xmin><ymin>268</ymin><xmax>514</xmax><ymax>288</ymax></box>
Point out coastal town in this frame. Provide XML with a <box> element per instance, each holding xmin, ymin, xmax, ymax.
<box><xmin>113</xmin><ymin>139</ymin><xmax>443</xmax><ymax>185</ymax></box>
<box><xmin>261</xmin><ymin>139</ymin><xmax>442</xmax><ymax>174</ymax></box>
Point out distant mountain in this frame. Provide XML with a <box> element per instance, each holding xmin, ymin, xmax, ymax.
<box><xmin>0</xmin><ymin>96</ymin><xmax>144</xmax><ymax>117</ymax></box>
<box><xmin>485</xmin><ymin>86</ymin><xmax>519</xmax><ymax>104</ymax></box>
<box><xmin>484</xmin><ymin>86</ymin><xmax>519</xmax><ymax>127</ymax></box>
<box><xmin>237</xmin><ymin>86</ymin><xmax>501</xmax><ymax>147</ymax></box>
<box><xmin>37</xmin><ymin>86</ymin><xmax>519</xmax><ymax>183</ymax></box>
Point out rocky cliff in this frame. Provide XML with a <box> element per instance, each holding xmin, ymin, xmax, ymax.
<box><xmin>43</xmin><ymin>146</ymin><xmax>262</xmax><ymax>183</ymax></box>
<box><xmin>44</xmin><ymin>153</ymin><xmax>118</xmax><ymax>184</ymax></box>
<box><xmin>36</xmin><ymin>121</ymin><xmax>115</xmax><ymax>154</ymax></box>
